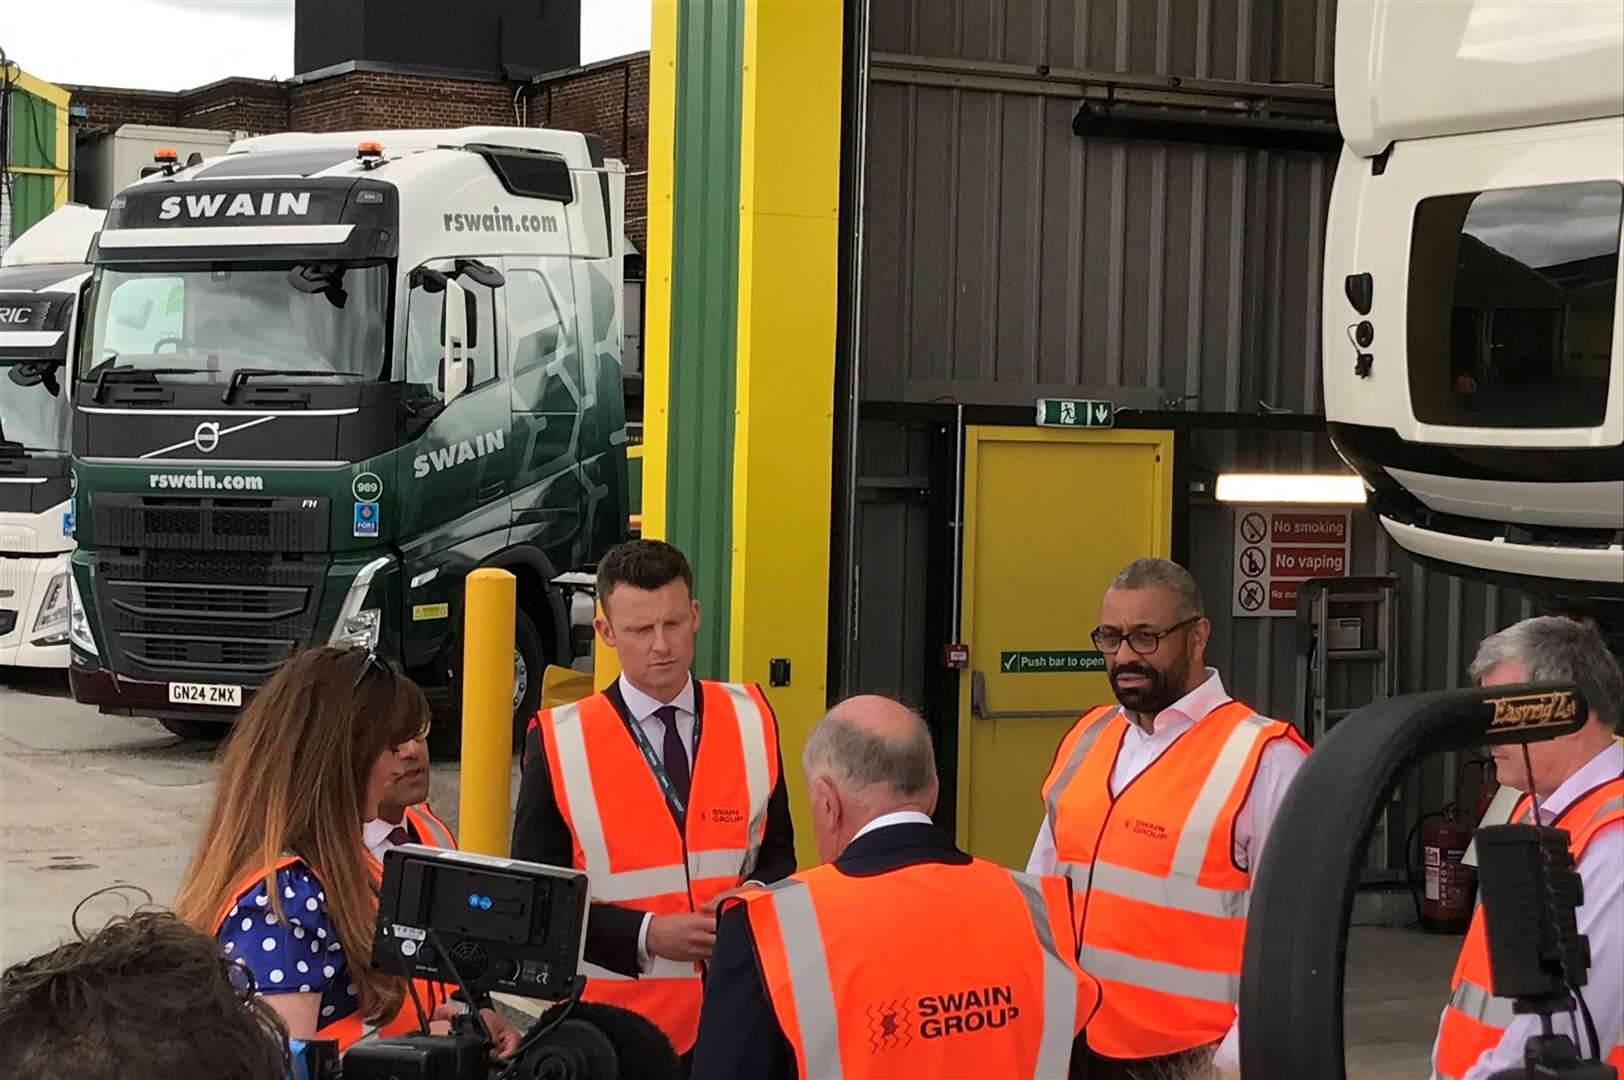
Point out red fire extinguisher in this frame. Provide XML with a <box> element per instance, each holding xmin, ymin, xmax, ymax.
<box><xmin>1421</xmin><ymin>811</ymin><xmax>1476</xmax><ymax>934</ymax></box>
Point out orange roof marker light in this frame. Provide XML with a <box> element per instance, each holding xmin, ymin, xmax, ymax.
<box><xmin>356</xmin><ymin>140</ymin><xmax>385</xmax><ymax>169</ymax></box>
<box><xmin>153</xmin><ymin>147</ymin><xmax>179</xmax><ymax>164</ymax></box>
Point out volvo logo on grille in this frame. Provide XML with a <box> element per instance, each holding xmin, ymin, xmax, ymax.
<box><xmin>193</xmin><ymin>422</ymin><xmax>221</xmax><ymax>454</ymax></box>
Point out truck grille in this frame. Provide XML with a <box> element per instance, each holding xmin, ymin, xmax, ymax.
<box><xmin>90</xmin><ymin>494</ymin><xmax>328</xmax><ymax>553</ymax></box>
<box><xmin>93</xmin><ymin>539</ymin><xmax>330</xmax><ymax>686</ymax></box>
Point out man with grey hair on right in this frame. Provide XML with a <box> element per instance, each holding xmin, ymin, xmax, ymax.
<box><xmin>691</xmin><ymin>695</ymin><xmax>1099</xmax><ymax>1079</ymax></box>
<box><xmin>1431</xmin><ymin>615</ymin><xmax>1623</xmax><ymax>1080</ymax></box>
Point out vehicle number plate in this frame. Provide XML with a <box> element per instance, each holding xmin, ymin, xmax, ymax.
<box><xmin>167</xmin><ymin>682</ymin><xmax>242</xmax><ymax>707</ymax></box>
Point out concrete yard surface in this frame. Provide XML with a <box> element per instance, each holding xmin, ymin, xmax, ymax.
<box><xmin>3</xmin><ymin>669</ymin><xmax>1462</xmax><ymax>1074</ymax></box>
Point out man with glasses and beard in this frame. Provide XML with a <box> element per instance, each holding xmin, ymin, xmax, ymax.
<box><xmin>1030</xmin><ymin>558</ymin><xmax>1308</xmax><ymax>1080</ymax></box>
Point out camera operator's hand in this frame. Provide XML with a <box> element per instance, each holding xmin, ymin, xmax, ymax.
<box><xmin>646</xmin><ymin>912</ymin><xmax>717</xmax><ymax>962</ymax></box>
<box><xmin>431</xmin><ymin>1002</ymin><xmax>522</xmax><ymax>1059</ymax></box>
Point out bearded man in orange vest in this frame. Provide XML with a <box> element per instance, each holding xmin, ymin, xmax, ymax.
<box><xmin>1031</xmin><ymin>557</ymin><xmax>1308</xmax><ymax>1080</ymax></box>
<box><xmin>1431</xmin><ymin>615</ymin><xmax>1623</xmax><ymax>1080</ymax></box>
<box><xmin>513</xmin><ymin>539</ymin><xmax>796</xmax><ymax>1062</ymax></box>
<box><xmin>691</xmin><ymin>694</ymin><xmax>1099</xmax><ymax>1079</ymax></box>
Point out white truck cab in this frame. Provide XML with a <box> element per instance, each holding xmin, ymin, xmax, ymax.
<box><xmin>1323</xmin><ymin>1</ymin><xmax>1624</xmax><ymax>602</ymax></box>
<box><xmin>1</xmin><ymin>205</ymin><xmax>104</xmax><ymax>667</ymax></box>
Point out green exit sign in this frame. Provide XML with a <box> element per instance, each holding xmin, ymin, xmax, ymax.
<box><xmin>1035</xmin><ymin>398</ymin><xmax>1114</xmax><ymax>428</ymax></box>
<box><xmin>1000</xmin><ymin>650</ymin><xmax>1106</xmax><ymax>674</ymax></box>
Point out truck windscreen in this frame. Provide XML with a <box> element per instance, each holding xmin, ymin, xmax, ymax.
<box><xmin>0</xmin><ymin>362</ymin><xmax>71</xmax><ymax>453</ymax></box>
<box><xmin>78</xmin><ymin>263</ymin><xmax>389</xmax><ymax>384</ymax></box>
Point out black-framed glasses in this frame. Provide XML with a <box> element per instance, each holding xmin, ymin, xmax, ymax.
<box><xmin>351</xmin><ymin>647</ymin><xmax>397</xmax><ymax>689</ymax></box>
<box><xmin>1090</xmin><ymin>616</ymin><xmax>1201</xmax><ymax>656</ymax></box>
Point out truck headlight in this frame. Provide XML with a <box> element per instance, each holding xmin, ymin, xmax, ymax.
<box><xmin>31</xmin><ymin>571</ymin><xmax>70</xmax><ymax>641</ymax></box>
<box><xmin>331</xmin><ymin>608</ymin><xmax>381</xmax><ymax>650</ymax></box>
<box><xmin>68</xmin><ymin>576</ymin><xmax>97</xmax><ymax>655</ymax></box>
<box><xmin>328</xmin><ymin>556</ymin><xmax>391</xmax><ymax>650</ymax></box>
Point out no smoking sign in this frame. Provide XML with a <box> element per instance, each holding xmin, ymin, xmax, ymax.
<box><xmin>1232</xmin><ymin>506</ymin><xmax>1352</xmax><ymax>618</ymax></box>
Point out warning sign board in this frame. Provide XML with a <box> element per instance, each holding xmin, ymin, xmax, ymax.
<box><xmin>1232</xmin><ymin>507</ymin><xmax>1352</xmax><ymax>618</ymax></box>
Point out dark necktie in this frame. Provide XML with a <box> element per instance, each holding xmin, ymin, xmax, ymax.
<box><xmin>386</xmin><ymin>826</ymin><xmax>410</xmax><ymax>846</ymax></box>
<box><xmin>655</xmin><ymin>704</ymin><xmax>692</xmax><ymax>805</ymax></box>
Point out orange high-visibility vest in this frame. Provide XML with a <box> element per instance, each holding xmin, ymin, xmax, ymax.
<box><xmin>1433</xmin><ymin>776</ymin><xmax>1624</xmax><ymax>1080</ymax></box>
<box><xmin>738</xmin><ymin>858</ymin><xmax>1100</xmax><ymax>1079</ymax></box>
<box><xmin>1041</xmin><ymin>701</ymin><xmax>1306</xmax><ymax>1059</ymax></box>
<box><xmin>211</xmin><ymin>803</ymin><xmax>456</xmax><ymax>1052</ymax></box>
<box><xmin>533</xmin><ymin>681</ymin><xmax>779</xmax><ymax>1054</ymax></box>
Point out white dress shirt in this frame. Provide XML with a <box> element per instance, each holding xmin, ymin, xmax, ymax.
<box><xmin>363</xmin><ymin>816</ymin><xmax>408</xmax><ymax>864</ymax></box>
<box><xmin>1432</xmin><ymin>740</ymin><xmax>1624</xmax><ymax>1080</ymax></box>
<box><xmin>1025</xmin><ymin>668</ymin><xmax>1307</xmax><ymax>1068</ymax></box>
<box><xmin>852</xmin><ymin>810</ymin><xmax>936</xmax><ymax>843</ymax></box>
<box><xmin>618</xmin><ymin>674</ymin><xmax>703</xmax><ymax>971</ymax></box>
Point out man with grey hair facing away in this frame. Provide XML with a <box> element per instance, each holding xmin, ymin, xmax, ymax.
<box><xmin>1031</xmin><ymin>557</ymin><xmax>1309</xmax><ymax>1079</ymax></box>
<box><xmin>690</xmin><ymin>695</ymin><xmax>1100</xmax><ymax>1079</ymax></box>
<box><xmin>1431</xmin><ymin>615</ymin><xmax>1624</xmax><ymax>1080</ymax></box>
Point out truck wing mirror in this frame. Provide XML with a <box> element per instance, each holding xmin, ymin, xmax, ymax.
<box><xmin>454</xmin><ymin>258</ymin><xmax>505</xmax><ymax>288</ymax></box>
<box><xmin>440</xmin><ymin>278</ymin><xmax>471</xmax><ymax>406</ymax></box>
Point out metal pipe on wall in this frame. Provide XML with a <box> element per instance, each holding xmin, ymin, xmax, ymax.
<box><xmin>835</xmin><ymin>0</ymin><xmax>872</xmax><ymax>698</ymax></box>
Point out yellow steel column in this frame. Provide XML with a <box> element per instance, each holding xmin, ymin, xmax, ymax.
<box><xmin>459</xmin><ymin>568</ymin><xmax>516</xmax><ymax>856</ymax></box>
<box><xmin>730</xmin><ymin>0</ymin><xmax>844</xmax><ymax>866</ymax></box>
<box><xmin>637</xmin><ymin>0</ymin><xmax>680</xmax><ymax>541</ymax></box>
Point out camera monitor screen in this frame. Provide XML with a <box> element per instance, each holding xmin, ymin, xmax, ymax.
<box><xmin>373</xmin><ymin>845</ymin><xmax>589</xmax><ymax>1001</ymax></box>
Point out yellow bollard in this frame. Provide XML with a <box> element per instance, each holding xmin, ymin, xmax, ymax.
<box><xmin>459</xmin><ymin>568</ymin><xmax>515</xmax><ymax>856</ymax></box>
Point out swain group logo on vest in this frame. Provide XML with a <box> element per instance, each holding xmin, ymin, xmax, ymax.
<box><xmin>868</xmin><ymin>985</ymin><xmax>1021</xmax><ymax>1052</ymax></box>
<box><xmin>1124</xmin><ymin>817</ymin><xmax>1169</xmax><ymax>842</ymax></box>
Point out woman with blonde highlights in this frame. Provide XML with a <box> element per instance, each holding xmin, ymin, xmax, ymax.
<box><xmin>173</xmin><ymin>646</ymin><xmax>519</xmax><ymax>1054</ymax></box>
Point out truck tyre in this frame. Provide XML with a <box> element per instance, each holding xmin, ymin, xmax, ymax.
<box><xmin>158</xmin><ymin>718</ymin><xmax>230</xmax><ymax>741</ymax></box>
<box><xmin>512</xmin><ymin>606</ymin><xmax>545</xmax><ymax>750</ymax></box>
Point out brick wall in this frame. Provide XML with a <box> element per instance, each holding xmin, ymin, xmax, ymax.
<box><xmin>525</xmin><ymin>54</ymin><xmax>650</xmax><ymax>252</ymax></box>
<box><xmin>289</xmin><ymin>71</ymin><xmax>516</xmax><ymax>132</ymax></box>
<box><xmin>67</xmin><ymin>85</ymin><xmax>183</xmax><ymax>132</ymax></box>
<box><xmin>178</xmin><ymin>79</ymin><xmax>291</xmax><ymax>135</ymax></box>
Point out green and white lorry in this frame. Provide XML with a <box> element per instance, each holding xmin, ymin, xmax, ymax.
<box><xmin>66</xmin><ymin>127</ymin><xmax>629</xmax><ymax>739</ymax></box>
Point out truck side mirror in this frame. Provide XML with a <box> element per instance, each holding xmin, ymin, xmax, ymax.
<box><xmin>440</xmin><ymin>278</ymin><xmax>470</xmax><ymax>405</ymax></box>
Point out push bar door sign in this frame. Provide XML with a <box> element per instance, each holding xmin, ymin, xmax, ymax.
<box><xmin>1035</xmin><ymin>398</ymin><xmax>1114</xmax><ymax>428</ymax></box>
<box><xmin>1232</xmin><ymin>507</ymin><xmax>1351</xmax><ymax>617</ymax></box>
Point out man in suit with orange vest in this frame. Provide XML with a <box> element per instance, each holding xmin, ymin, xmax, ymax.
<box><xmin>1031</xmin><ymin>557</ymin><xmax>1308</xmax><ymax>1080</ymax></box>
<box><xmin>1430</xmin><ymin>616</ymin><xmax>1623</xmax><ymax>1080</ymax></box>
<box><xmin>691</xmin><ymin>694</ymin><xmax>1099</xmax><ymax>1079</ymax></box>
<box><xmin>513</xmin><ymin>539</ymin><xmax>796</xmax><ymax>1061</ymax></box>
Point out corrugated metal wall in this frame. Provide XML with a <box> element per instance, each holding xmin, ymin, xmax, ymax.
<box><xmin>846</xmin><ymin>0</ymin><xmax>1545</xmax><ymax>875</ymax></box>
<box><xmin>869</xmin><ymin>0</ymin><xmax>1334</xmax><ymax>83</ymax></box>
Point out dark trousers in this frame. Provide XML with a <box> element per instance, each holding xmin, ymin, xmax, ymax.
<box><xmin>1074</xmin><ymin>1038</ymin><xmax>1219</xmax><ymax>1080</ymax></box>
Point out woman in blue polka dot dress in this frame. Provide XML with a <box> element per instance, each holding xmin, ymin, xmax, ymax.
<box><xmin>173</xmin><ymin>647</ymin><xmax>520</xmax><ymax>1056</ymax></box>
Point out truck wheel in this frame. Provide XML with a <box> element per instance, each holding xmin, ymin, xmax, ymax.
<box><xmin>512</xmin><ymin>607</ymin><xmax>545</xmax><ymax>751</ymax></box>
<box><xmin>158</xmin><ymin>718</ymin><xmax>229</xmax><ymax>741</ymax></box>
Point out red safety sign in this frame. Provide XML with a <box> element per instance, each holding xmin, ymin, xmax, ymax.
<box><xmin>1233</xmin><ymin>507</ymin><xmax>1353</xmax><ymax>618</ymax></box>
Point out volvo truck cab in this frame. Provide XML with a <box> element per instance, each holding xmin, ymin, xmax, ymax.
<box><xmin>1</xmin><ymin>206</ymin><xmax>104</xmax><ymax>667</ymax></box>
<box><xmin>1324</xmin><ymin>1</ymin><xmax>1624</xmax><ymax>606</ymax></box>
<box><xmin>68</xmin><ymin>129</ymin><xmax>629</xmax><ymax>739</ymax></box>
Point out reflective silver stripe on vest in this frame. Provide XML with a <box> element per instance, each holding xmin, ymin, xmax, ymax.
<box><xmin>1044</xmin><ymin>707</ymin><xmax>1120</xmax><ymax>838</ymax></box>
<box><xmin>689</xmin><ymin>847</ymin><xmax>752</xmax><ymax>882</ymax></box>
<box><xmin>582</xmin><ymin>955</ymin><xmax>700</xmax><ymax>983</ymax></box>
<box><xmin>1583</xmin><ymin>795</ymin><xmax>1624</xmax><ymax>828</ymax></box>
<box><xmin>1078</xmin><ymin>944</ymin><xmax>1239</xmax><ymax>1005</ymax></box>
<box><xmin>548</xmin><ymin>703</ymin><xmax>608</xmax><ymax>874</ymax></box>
<box><xmin>765</xmin><ymin>881</ymin><xmax>844</xmax><ymax>1079</ymax></box>
<box><xmin>1008</xmin><ymin>871</ymin><xmax>1079</xmax><ymax>1080</ymax></box>
<box><xmin>1088</xmin><ymin>859</ymin><xmax>1250</xmax><ymax>919</ymax></box>
<box><xmin>719</xmin><ymin>682</ymin><xmax>773</xmax><ymax>879</ymax></box>
<box><xmin>1170</xmin><ymin>711</ymin><xmax>1274</xmax><ymax>877</ymax></box>
<box><xmin>590</xmin><ymin>863</ymin><xmax>691</xmax><ymax>903</ymax></box>
<box><xmin>409</xmin><ymin>805</ymin><xmax>454</xmax><ymax>849</ymax></box>
<box><xmin>1451</xmin><ymin>978</ymin><xmax>1516</xmax><ymax>1029</ymax></box>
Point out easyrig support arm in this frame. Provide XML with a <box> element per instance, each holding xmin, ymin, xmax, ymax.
<box><xmin>1239</xmin><ymin>682</ymin><xmax>1590</xmax><ymax>1078</ymax></box>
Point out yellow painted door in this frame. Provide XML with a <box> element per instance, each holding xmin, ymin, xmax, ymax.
<box><xmin>956</xmin><ymin>427</ymin><xmax>1173</xmax><ymax>868</ymax></box>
